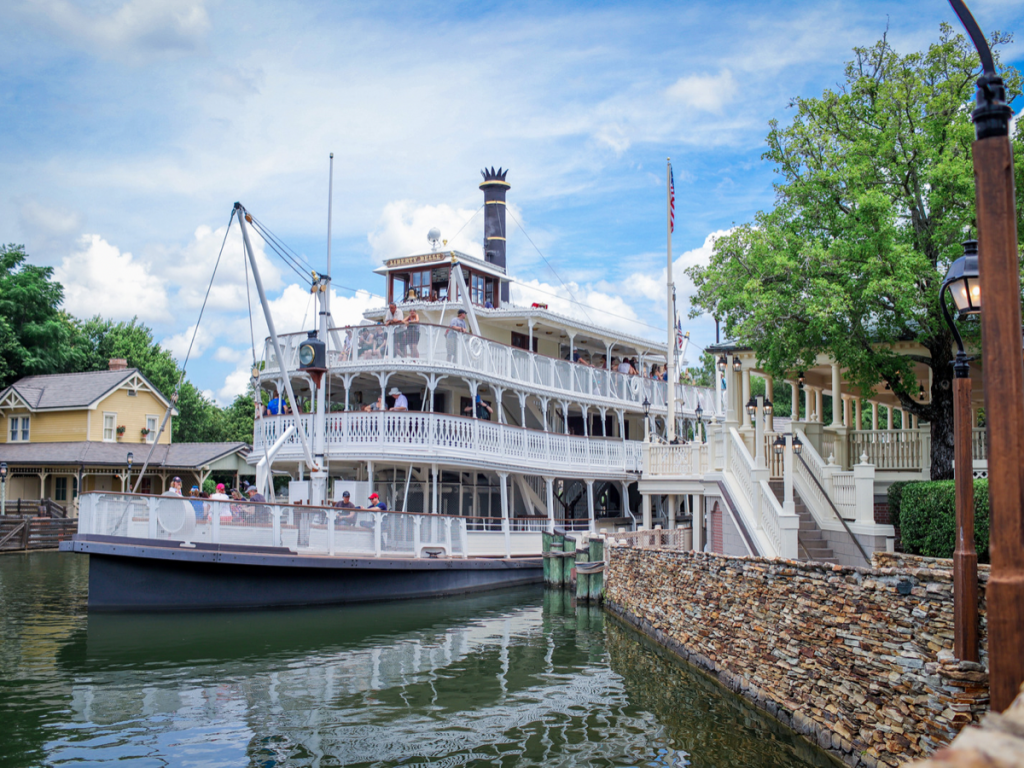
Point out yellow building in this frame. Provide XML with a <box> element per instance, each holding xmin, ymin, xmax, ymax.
<box><xmin>0</xmin><ymin>360</ymin><xmax>253</xmax><ymax>512</ymax></box>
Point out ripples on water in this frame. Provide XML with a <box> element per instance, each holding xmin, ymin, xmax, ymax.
<box><xmin>0</xmin><ymin>553</ymin><xmax>835</xmax><ymax>767</ymax></box>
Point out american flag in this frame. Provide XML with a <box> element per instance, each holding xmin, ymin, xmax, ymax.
<box><xmin>669</xmin><ymin>164</ymin><xmax>675</xmax><ymax>233</ymax></box>
<box><xmin>676</xmin><ymin>315</ymin><xmax>685</xmax><ymax>350</ymax></box>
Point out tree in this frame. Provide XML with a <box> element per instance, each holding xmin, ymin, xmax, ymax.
<box><xmin>687</xmin><ymin>26</ymin><xmax>1024</xmax><ymax>480</ymax></box>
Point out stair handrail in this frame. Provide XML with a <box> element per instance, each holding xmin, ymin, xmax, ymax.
<box><xmin>794</xmin><ymin>450</ymin><xmax>871</xmax><ymax>566</ymax></box>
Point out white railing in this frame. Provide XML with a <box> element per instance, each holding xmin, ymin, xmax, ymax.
<box><xmin>758</xmin><ymin>478</ymin><xmax>798</xmax><ymax>559</ymax></box>
<box><xmin>829</xmin><ymin>472</ymin><xmax>857</xmax><ymax>520</ymax></box>
<box><xmin>77</xmin><ymin>492</ymin><xmax>471</xmax><ymax>559</ymax></box>
<box><xmin>821</xmin><ymin>431</ymin><xmax>840</xmax><ymax>463</ymax></box>
<box><xmin>763</xmin><ymin>431</ymin><xmax>784</xmax><ymax>479</ymax></box>
<box><xmin>972</xmin><ymin>428</ymin><xmax>987</xmax><ymax>462</ymax></box>
<box><xmin>254</xmin><ymin>412</ymin><xmax>643</xmax><ymax>478</ymax></box>
<box><xmin>850</xmin><ymin>429</ymin><xmax>925</xmax><ymax>471</ymax></box>
<box><xmin>645</xmin><ymin>442</ymin><xmax>708</xmax><ymax>478</ymax></box>
<box><xmin>728</xmin><ymin>429</ymin><xmax>757</xmax><ymax>511</ymax></box>
<box><xmin>793</xmin><ymin>427</ymin><xmax>840</xmax><ymax>522</ymax></box>
<box><xmin>263</xmin><ymin>324</ymin><xmax>720</xmax><ymax>419</ymax></box>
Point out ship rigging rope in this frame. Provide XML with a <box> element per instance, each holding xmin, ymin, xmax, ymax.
<box><xmin>130</xmin><ymin>208</ymin><xmax>238</xmax><ymax>494</ymax></box>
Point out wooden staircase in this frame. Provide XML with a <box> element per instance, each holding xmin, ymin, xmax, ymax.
<box><xmin>768</xmin><ymin>481</ymin><xmax>835</xmax><ymax>564</ymax></box>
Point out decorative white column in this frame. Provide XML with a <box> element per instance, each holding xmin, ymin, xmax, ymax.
<box><xmin>499</xmin><ymin>472</ymin><xmax>511</xmax><ymax>557</ymax></box>
<box><xmin>765</xmin><ymin>376</ymin><xmax>775</xmax><ymax>432</ymax></box>
<box><xmin>804</xmin><ymin>385</ymin><xmax>813</xmax><ymax>421</ymax></box>
<box><xmin>830</xmin><ymin>363</ymin><xmax>842</xmax><ymax>427</ymax></box>
<box><xmin>586</xmin><ymin>479</ymin><xmax>596</xmax><ymax>533</ymax></box>
<box><xmin>815</xmin><ymin>388</ymin><xmax>823</xmax><ymax>423</ymax></box>
<box><xmin>854</xmin><ymin>397</ymin><xmax>862</xmax><ymax>431</ymax></box>
<box><xmin>843</xmin><ymin>395</ymin><xmax>853</xmax><ymax>429</ymax></box>
<box><xmin>887</xmin><ymin>406</ymin><xmax>894</xmax><ymax>430</ymax></box>
<box><xmin>754</xmin><ymin>396</ymin><xmax>765</xmax><ymax>469</ymax></box>
<box><xmin>791</xmin><ymin>380</ymin><xmax>800</xmax><ymax>422</ymax></box>
<box><xmin>431</xmin><ymin>463</ymin><xmax>439</xmax><ymax>515</ymax></box>
<box><xmin>871</xmin><ymin>401</ymin><xmax>879</xmax><ymax>430</ymax></box>
<box><xmin>544</xmin><ymin>476</ymin><xmax>556</xmax><ymax>533</ymax></box>
<box><xmin>642</xmin><ymin>493</ymin><xmax>652</xmax><ymax>530</ymax></box>
<box><xmin>692</xmin><ymin>494</ymin><xmax>704</xmax><ymax>551</ymax></box>
<box><xmin>667</xmin><ymin>493</ymin><xmax>676</xmax><ymax>530</ymax></box>
<box><xmin>741</xmin><ymin>366</ymin><xmax>752</xmax><ymax>430</ymax></box>
<box><xmin>783</xmin><ymin>434</ymin><xmax>796</xmax><ymax>515</ymax></box>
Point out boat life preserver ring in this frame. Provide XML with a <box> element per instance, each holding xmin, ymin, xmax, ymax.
<box><xmin>630</xmin><ymin>377</ymin><xmax>642</xmax><ymax>396</ymax></box>
<box><xmin>467</xmin><ymin>336</ymin><xmax>484</xmax><ymax>359</ymax></box>
<box><xmin>157</xmin><ymin>498</ymin><xmax>196</xmax><ymax>538</ymax></box>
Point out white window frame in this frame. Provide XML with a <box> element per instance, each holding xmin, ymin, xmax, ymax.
<box><xmin>146</xmin><ymin>415</ymin><xmax>158</xmax><ymax>443</ymax></box>
<box><xmin>9</xmin><ymin>416</ymin><xmax>29</xmax><ymax>442</ymax></box>
<box><xmin>103</xmin><ymin>412</ymin><xmax>116</xmax><ymax>442</ymax></box>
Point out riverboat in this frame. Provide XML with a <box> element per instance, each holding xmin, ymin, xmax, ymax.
<box><xmin>62</xmin><ymin>165</ymin><xmax>720</xmax><ymax>610</ymax></box>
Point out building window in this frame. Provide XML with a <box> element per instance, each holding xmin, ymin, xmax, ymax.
<box><xmin>103</xmin><ymin>413</ymin><xmax>116</xmax><ymax>442</ymax></box>
<box><xmin>510</xmin><ymin>331</ymin><xmax>538</xmax><ymax>353</ymax></box>
<box><xmin>9</xmin><ymin>416</ymin><xmax>29</xmax><ymax>442</ymax></box>
<box><xmin>55</xmin><ymin>477</ymin><xmax>68</xmax><ymax>502</ymax></box>
<box><xmin>410</xmin><ymin>270</ymin><xmax>430</xmax><ymax>299</ymax></box>
<box><xmin>485</xmin><ymin>279</ymin><xmax>494</xmax><ymax>307</ymax></box>
<box><xmin>470</xmin><ymin>274</ymin><xmax>486</xmax><ymax>305</ymax></box>
<box><xmin>146</xmin><ymin>416</ymin><xmax>157</xmax><ymax>443</ymax></box>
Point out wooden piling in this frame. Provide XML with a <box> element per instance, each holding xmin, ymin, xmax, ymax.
<box><xmin>562</xmin><ymin>536</ymin><xmax>575</xmax><ymax>586</ymax></box>
<box><xmin>542</xmin><ymin>532</ymin><xmax>552</xmax><ymax>585</ymax></box>
<box><xmin>588</xmin><ymin>538</ymin><xmax>604</xmax><ymax>603</ymax></box>
<box><xmin>549</xmin><ymin>535</ymin><xmax>564</xmax><ymax>587</ymax></box>
<box><xmin>575</xmin><ymin>542</ymin><xmax>589</xmax><ymax>601</ymax></box>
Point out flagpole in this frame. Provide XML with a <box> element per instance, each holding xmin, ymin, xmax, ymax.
<box><xmin>666</xmin><ymin>158</ymin><xmax>676</xmax><ymax>442</ymax></box>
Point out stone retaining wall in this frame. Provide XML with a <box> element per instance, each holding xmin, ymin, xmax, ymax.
<box><xmin>605</xmin><ymin>547</ymin><xmax>990</xmax><ymax>767</ymax></box>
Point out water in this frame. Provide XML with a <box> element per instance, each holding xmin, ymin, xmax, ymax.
<box><xmin>0</xmin><ymin>553</ymin><xmax>835</xmax><ymax>767</ymax></box>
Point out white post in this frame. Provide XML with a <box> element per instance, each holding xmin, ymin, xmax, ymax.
<box><xmin>642</xmin><ymin>492</ymin><xmax>652</xmax><ymax>530</ymax></box>
<box><xmin>544</xmin><ymin>476</ymin><xmax>556</xmax><ymax>533</ymax></box>
<box><xmin>667</xmin><ymin>493</ymin><xmax>676</xmax><ymax>531</ymax></box>
<box><xmin>431</xmin><ymin>464</ymin><xmax>439</xmax><ymax>516</ymax></box>
<box><xmin>783</xmin><ymin>435</ymin><xmax>796</xmax><ymax>515</ymax></box>
<box><xmin>327</xmin><ymin>510</ymin><xmax>337</xmax><ymax>556</ymax></box>
<box><xmin>887</xmin><ymin>405</ymin><xmax>894</xmax><ymax>430</ymax></box>
<box><xmin>271</xmin><ymin>508</ymin><xmax>281</xmax><ymax>547</ymax></box>
<box><xmin>872</xmin><ymin>401</ymin><xmax>879</xmax><ymax>430</ymax></box>
<box><xmin>499</xmin><ymin>472</ymin><xmax>511</xmax><ymax>557</ymax></box>
<box><xmin>765</xmin><ymin>376</ymin><xmax>774</xmax><ymax>432</ymax></box>
<box><xmin>693</xmin><ymin>494</ymin><xmax>704</xmax><ymax>551</ymax></box>
<box><xmin>854</xmin><ymin>453</ymin><xmax>875</xmax><ymax>525</ymax></box>
<box><xmin>831</xmin><ymin>363</ymin><xmax>842</xmax><ymax>427</ymax></box>
<box><xmin>147</xmin><ymin>497</ymin><xmax>158</xmax><ymax>539</ymax></box>
<box><xmin>754</xmin><ymin>396</ymin><xmax>765</xmax><ymax>469</ymax></box>
<box><xmin>791</xmin><ymin>380</ymin><xmax>800</xmax><ymax>422</ymax></box>
<box><xmin>587</xmin><ymin>479</ymin><xmax>596</xmax><ymax>533</ymax></box>
<box><xmin>373</xmin><ymin>511</ymin><xmax>383</xmax><ymax>557</ymax></box>
<box><xmin>740</xmin><ymin>366</ymin><xmax>751</xmax><ymax>430</ymax></box>
<box><xmin>854</xmin><ymin>397</ymin><xmax>862</xmax><ymax>431</ymax></box>
<box><xmin>413</xmin><ymin>516</ymin><xmax>422</xmax><ymax>558</ymax></box>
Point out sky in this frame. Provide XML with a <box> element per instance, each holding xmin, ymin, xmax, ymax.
<box><xmin>4</xmin><ymin>0</ymin><xmax>1024</xmax><ymax>404</ymax></box>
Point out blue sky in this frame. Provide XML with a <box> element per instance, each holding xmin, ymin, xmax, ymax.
<box><xmin>4</xmin><ymin>0</ymin><xmax>1024</xmax><ymax>403</ymax></box>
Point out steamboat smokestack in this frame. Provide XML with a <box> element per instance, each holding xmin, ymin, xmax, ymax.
<box><xmin>480</xmin><ymin>167</ymin><xmax>510</xmax><ymax>302</ymax></box>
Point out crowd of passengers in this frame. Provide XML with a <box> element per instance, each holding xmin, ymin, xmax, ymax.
<box><xmin>328</xmin><ymin>301</ymin><xmax>676</xmax><ymax>381</ymax></box>
<box><xmin>158</xmin><ymin>475</ymin><xmax>391</xmax><ymax>526</ymax></box>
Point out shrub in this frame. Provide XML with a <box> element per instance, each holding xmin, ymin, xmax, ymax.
<box><xmin>886</xmin><ymin>481</ymin><xmax>914</xmax><ymax>526</ymax></box>
<box><xmin>899</xmin><ymin>480</ymin><xmax>990</xmax><ymax>562</ymax></box>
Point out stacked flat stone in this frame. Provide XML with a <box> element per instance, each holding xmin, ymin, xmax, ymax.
<box><xmin>604</xmin><ymin>545</ymin><xmax>990</xmax><ymax>767</ymax></box>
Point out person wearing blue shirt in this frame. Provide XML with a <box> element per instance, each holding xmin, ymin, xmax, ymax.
<box><xmin>367</xmin><ymin>492</ymin><xmax>388</xmax><ymax>511</ymax></box>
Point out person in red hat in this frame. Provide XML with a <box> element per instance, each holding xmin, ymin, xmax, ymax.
<box><xmin>367</xmin><ymin>492</ymin><xmax>388</xmax><ymax>511</ymax></box>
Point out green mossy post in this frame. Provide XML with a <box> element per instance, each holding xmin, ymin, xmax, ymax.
<box><xmin>549</xmin><ymin>535</ymin><xmax>564</xmax><ymax>588</ymax></box>
<box><xmin>542</xmin><ymin>532</ymin><xmax>552</xmax><ymax>585</ymax></box>
<box><xmin>588</xmin><ymin>538</ymin><xmax>604</xmax><ymax>602</ymax></box>
<box><xmin>575</xmin><ymin>543</ymin><xmax>590</xmax><ymax>601</ymax></box>
<box><xmin>562</xmin><ymin>536</ymin><xmax>576</xmax><ymax>586</ymax></box>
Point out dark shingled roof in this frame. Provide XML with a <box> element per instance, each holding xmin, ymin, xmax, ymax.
<box><xmin>0</xmin><ymin>369</ymin><xmax>169</xmax><ymax>411</ymax></box>
<box><xmin>0</xmin><ymin>442</ymin><xmax>250</xmax><ymax>468</ymax></box>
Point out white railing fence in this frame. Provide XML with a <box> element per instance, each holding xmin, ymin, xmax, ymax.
<box><xmin>263</xmin><ymin>323</ymin><xmax>721</xmax><ymax>419</ymax></box>
<box><xmin>849</xmin><ymin>429</ymin><xmax>925</xmax><ymax>471</ymax></box>
<box><xmin>78</xmin><ymin>492</ymin><xmax>469</xmax><ymax>559</ymax></box>
<box><xmin>645</xmin><ymin>442</ymin><xmax>707</xmax><ymax>477</ymax></box>
<box><xmin>255</xmin><ymin>412</ymin><xmax>643</xmax><ymax>477</ymax></box>
<box><xmin>972</xmin><ymin>428</ymin><xmax>987</xmax><ymax>462</ymax></box>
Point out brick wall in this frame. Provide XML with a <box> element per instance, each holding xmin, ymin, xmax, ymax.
<box><xmin>605</xmin><ymin>547</ymin><xmax>989</xmax><ymax>767</ymax></box>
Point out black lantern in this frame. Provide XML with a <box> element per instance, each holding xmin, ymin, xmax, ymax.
<box><xmin>0</xmin><ymin>462</ymin><xmax>7</xmax><ymax>481</ymax></box>
<box><xmin>694</xmin><ymin>404</ymin><xmax>703</xmax><ymax>421</ymax></box>
<box><xmin>918</xmin><ymin>384</ymin><xmax>926</xmax><ymax>401</ymax></box>
<box><xmin>792</xmin><ymin>434</ymin><xmax>803</xmax><ymax>455</ymax></box>
<box><xmin>797</xmin><ymin>371</ymin><xmax>805</xmax><ymax>385</ymax></box>
<box><xmin>745</xmin><ymin>396</ymin><xmax>757</xmax><ymax>416</ymax></box>
<box><xmin>716</xmin><ymin>355</ymin><xmax>728</xmax><ymax>372</ymax></box>
<box><xmin>763</xmin><ymin>397</ymin><xmax>773</xmax><ymax>415</ymax></box>
<box><xmin>732</xmin><ymin>357</ymin><xmax>742</xmax><ymax>372</ymax></box>
<box><xmin>642</xmin><ymin>396</ymin><xmax>651</xmax><ymax>419</ymax></box>
<box><xmin>772</xmin><ymin>435</ymin><xmax>786</xmax><ymax>455</ymax></box>
<box><xmin>298</xmin><ymin>330</ymin><xmax>327</xmax><ymax>387</ymax></box>
<box><xmin>942</xmin><ymin>240</ymin><xmax>981</xmax><ymax>318</ymax></box>
<box><xmin>941</xmin><ymin>240</ymin><xmax>982</xmax><ymax>380</ymax></box>
<box><xmin>126</xmin><ymin>452</ymin><xmax>134</xmax><ymax>469</ymax></box>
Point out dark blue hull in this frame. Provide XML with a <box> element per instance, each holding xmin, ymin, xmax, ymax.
<box><xmin>61</xmin><ymin>535</ymin><xmax>543</xmax><ymax>612</ymax></box>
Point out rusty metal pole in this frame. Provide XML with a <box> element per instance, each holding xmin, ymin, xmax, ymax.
<box><xmin>949</xmin><ymin>0</ymin><xmax>1024</xmax><ymax>710</ymax></box>
<box><xmin>953</xmin><ymin>372</ymin><xmax>979</xmax><ymax>662</ymax></box>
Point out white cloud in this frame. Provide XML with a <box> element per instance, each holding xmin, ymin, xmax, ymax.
<box><xmin>216</xmin><ymin>364</ymin><xmax>253</xmax><ymax>406</ymax></box>
<box><xmin>54</xmin><ymin>234</ymin><xmax>171</xmax><ymax>322</ymax></box>
<box><xmin>22</xmin><ymin>0</ymin><xmax>210</xmax><ymax>60</ymax></box>
<box><xmin>161</xmin><ymin>323</ymin><xmax>215</xmax><ymax>362</ymax></box>
<box><xmin>368</xmin><ymin>201</ymin><xmax>484</xmax><ymax>263</ymax></box>
<box><xmin>666</xmin><ymin>71</ymin><xmax>738</xmax><ymax>114</ymax></box>
<box><xmin>214</xmin><ymin>346</ymin><xmax>246</xmax><ymax>363</ymax></box>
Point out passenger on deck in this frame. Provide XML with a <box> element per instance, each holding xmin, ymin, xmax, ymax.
<box><xmin>572</xmin><ymin>350</ymin><xmax>592</xmax><ymax>367</ymax></box>
<box><xmin>210</xmin><ymin>483</ymin><xmax>231</xmax><ymax>522</ymax></box>
<box><xmin>464</xmin><ymin>395</ymin><xmax>493</xmax><ymax>420</ymax></box>
<box><xmin>385</xmin><ymin>302</ymin><xmax>406</xmax><ymax>356</ymax></box>
<box><xmin>446</xmin><ymin>309</ymin><xmax>469</xmax><ymax>361</ymax></box>
<box><xmin>361</xmin><ymin>395</ymin><xmax>384</xmax><ymax>412</ymax></box>
<box><xmin>162</xmin><ymin>477</ymin><xmax>183</xmax><ymax>496</ymax></box>
<box><xmin>404</xmin><ymin>307</ymin><xmax>420</xmax><ymax>358</ymax></box>
<box><xmin>388</xmin><ymin>387</ymin><xmax>408</xmax><ymax>411</ymax></box>
<box><xmin>367</xmin><ymin>492</ymin><xmax>388</xmax><ymax>511</ymax></box>
<box><xmin>188</xmin><ymin>486</ymin><xmax>205</xmax><ymax>521</ymax></box>
<box><xmin>334</xmin><ymin>490</ymin><xmax>358</xmax><ymax>525</ymax></box>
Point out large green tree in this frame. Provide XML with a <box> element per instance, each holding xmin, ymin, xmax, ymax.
<box><xmin>687</xmin><ymin>26</ymin><xmax>1024</xmax><ymax>480</ymax></box>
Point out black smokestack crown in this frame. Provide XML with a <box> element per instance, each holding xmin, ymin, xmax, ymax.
<box><xmin>480</xmin><ymin>167</ymin><xmax>509</xmax><ymax>279</ymax></box>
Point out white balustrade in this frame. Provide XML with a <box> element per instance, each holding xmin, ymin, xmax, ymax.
<box><xmin>971</xmin><ymin>428</ymin><xmax>987</xmax><ymax>462</ymax></box>
<box><xmin>262</xmin><ymin>324</ymin><xmax>719</xmax><ymax>418</ymax></box>
<box><xmin>759</xmin><ymin>479</ymin><xmax>798</xmax><ymax>560</ymax></box>
<box><xmin>849</xmin><ymin>429</ymin><xmax>925</xmax><ymax>471</ymax></box>
<box><xmin>829</xmin><ymin>472</ymin><xmax>857</xmax><ymax>520</ymax></box>
<box><xmin>255</xmin><ymin>412</ymin><xmax>642</xmax><ymax>478</ymax></box>
<box><xmin>728</xmin><ymin>429</ymin><xmax>757</xmax><ymax>510</ymax></box>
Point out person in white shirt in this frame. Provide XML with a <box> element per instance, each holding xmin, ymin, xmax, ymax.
<box><xmin>388</xmin><ymin>387</ymin><xmax>409</xmax><ymax>411</ymax></box>
<box><xmin>210</xmin><ymin>483</ymin><xmax>232</xmax><ymax>522</ymax></box>
<box><xmin>383</xmin><ymin>302</ymin><xmax>404</xmax><ymax>325</ymax></box>
<box><xmin>162</xmin><ymin>477</ymin><xmax>183</xmax><ymax>496</ymax></box>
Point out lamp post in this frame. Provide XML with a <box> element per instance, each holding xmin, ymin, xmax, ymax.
<box><xmin>0</xmin><ymin>462</ymin><xmax>7</xmax><ymax>517</ymax></box>
<box><xmin>126</xmin><ymin>452</ymin><xmax>134</xmax><ymax>495</ymax></box>
<box><xmin>695</xmin><ymin>404</ymin><xmax>704</xmax><ymax>443</ymax></box>
<box><xmin>941</xmin><ymin>239</ymin><xmax>981</xmax><ymax>663</ymax></box>
<box><xmin>948</xmin><ymin>0</ymin><xmax>1024</xmax><ymax>711</ymax></box>
<box><xmin>642</xmin><ymin>396</ymin><xmax>651</xmax><ymax>442</ymax></box>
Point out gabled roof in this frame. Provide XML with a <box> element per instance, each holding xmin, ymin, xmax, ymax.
<box><xmin>0</xmin><ymin>369</ymin><xmax>174</xmax><ymax>413</ymax></box>
<box><xmin>0</xmin><ymin>441</ymin><xmax>250</xmax><ymax>468</ymax></box>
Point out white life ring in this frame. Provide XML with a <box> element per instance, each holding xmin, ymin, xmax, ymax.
<box><xmin>467</xmin><ymin>336</ymin><xmax>484</xmax><ymax>359</ymax></box>
<box><xmin>630</xmin><ymin>377</ymin><xmax>642</xmax><ymax>396</ymax></box>
<box><xmin>157</xmin><ymin>498</ymin><xmax>196</xmax><ymax>538</ymax></box>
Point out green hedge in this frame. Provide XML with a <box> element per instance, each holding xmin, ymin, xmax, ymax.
<box><xmin>899</xmin><ymin>480</ymin><xmax>990</xmax><ymax>562</ymax></box>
